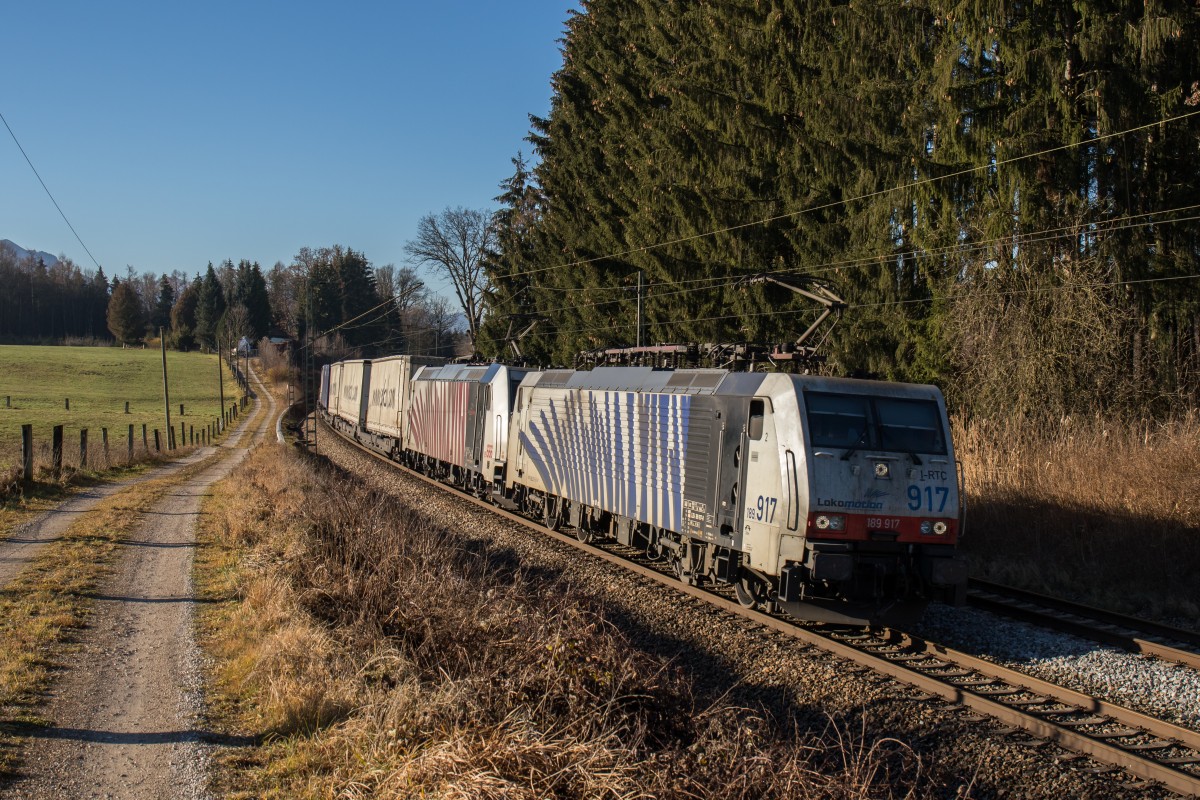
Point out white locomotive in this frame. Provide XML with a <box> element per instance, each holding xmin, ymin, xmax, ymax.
<box><xmin>320</xmin><ymin>359</ymin><xmax>967</xmax><ymax>624</ymax></box>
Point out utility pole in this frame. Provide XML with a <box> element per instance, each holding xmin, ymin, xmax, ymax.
<box><xmin>636</xmin><ymin>270</ymin><xmax>644</xmax><ymax>348</ymax></box>
<box><xmin>160</xmin><ymin>327</ymin><xmax>173</xmax><ymax>449</ymax></box>
<box><xmin>217</xmin><ymin>335</ymin><xmax>225</xmax><ymax>424</ymax></box>
<box><xmin>306</xmin><ymin>286</ymin><xmax>316</xmax><ymax>450</ymax></box>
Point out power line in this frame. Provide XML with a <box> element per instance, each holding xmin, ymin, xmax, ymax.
<box><xmin>0</xmin><ymin>108</ymin><xmax>103</xmax><ymax>271</ymax></box>
<box><xmin>514</xmin><ymin>205</ymin><xmax>1200</xmax><ymax>319</ymax></box>
<box><xmin>547</xmin><ymin>271</ymin><xmax>1200</xmax><ymax>341</ymax></box>
<box><xmin>496</xmin><ymin>107</ymin><xmax>1200</xmax><ymax>282</ymax></box>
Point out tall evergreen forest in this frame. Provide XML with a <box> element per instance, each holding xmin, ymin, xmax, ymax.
<box><xmin>480</xmin><ymin>0</ymin><xmax>1200</xmax><ymax>418</ymax></box>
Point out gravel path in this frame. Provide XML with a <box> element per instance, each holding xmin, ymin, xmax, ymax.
<box><xmin>5</xmin><ymin>369</ymin><xmax>275</xmax><ymax>800</ymax></box>
<box><xmin>1</xmin><ymin>448</ymin><xmax>215</xmax><ymax>590</ymax></box>
<box><xmin>315</xmin><ymin>426</ymin><xmax>1182</xmax><ymax>800</ymax></box>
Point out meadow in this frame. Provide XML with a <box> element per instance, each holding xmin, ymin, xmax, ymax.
<box><xmin>0</xmin><ymin>344</ymin><xmax>238</xmax><ymax>470</ymax></box>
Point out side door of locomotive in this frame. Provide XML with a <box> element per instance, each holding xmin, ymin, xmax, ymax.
<box><xmin>741</xmin><ymin>397</ymin><xmax>784</xmax><ymax>572</ymax></box>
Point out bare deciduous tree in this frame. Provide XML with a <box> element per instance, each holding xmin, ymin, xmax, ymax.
<box><xmin>403</xmin><ymin>207</ymin><xmax>495</xmax><ymax>349</ymax></box>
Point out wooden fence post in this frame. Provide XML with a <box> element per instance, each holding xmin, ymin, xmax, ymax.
<box><xmin>179</xmin><ymin>403</ymin><xmax>185</xmax><ymax>417</ymax></box>
<box><xmin>189</xmin><ymin>425</ymin><xmax>194</xmax><ymax>445</ymax></box>
<box><xmin>142</xmin><ymin>424</ymin><xmax>148</xmax><ymax>452</ymax></box>
<box><xmin>125</xmin><ymin>401</ymin><xmax>130</xmax><ymax>414</ymax></box>
<box><xmin>21</xmin><ymin>424</ymin><xmax>32</xmax><ymax>482</ymax></box>
<box><xmin>65</xmin><ymin>398</ymin><xmax>70</xmax><ymax>411</ymax></box>
<box><xmin>80</xmin><ymin>429</ymin><xmax>88</xmax><ymax>468</ymax></box>
<box><xmin>154</xmin><ymin>429</ymin><xmax>160</xmax><ymax>452</ymax></box>
<box><xmin>6</xmin><ymin>395</ymin><xmax>10</xmax><ymax>408</ymax></box>
<box><xmin>52</xmin><ymin>425</ymin><xmax>63</xmax><ymax>476</ymax></box>
<box><xmin>102</xmin><ymin>428</ymin><xmax>109</xmax><ymax>467</ymax></box>
<box><xmin>128</xmin><ymin>424</ymin><xmax>135</xmax><ymax>461</ymax></box>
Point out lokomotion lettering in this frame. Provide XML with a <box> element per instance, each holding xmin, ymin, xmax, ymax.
<box><xmin>816</xmin><ymin>497</ymin><xmax>885</xmax><ymax>510</ymax></box>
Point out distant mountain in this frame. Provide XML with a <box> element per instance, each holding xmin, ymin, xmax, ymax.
<box><xmin>0</xmin><ymin>239</ymin><xmax>60</xmax><ymax>267</ymax></box>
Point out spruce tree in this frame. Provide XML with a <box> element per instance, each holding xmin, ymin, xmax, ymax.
<box><xmin>153</xmin><ymin>275</ymin><xmax>175</xmax><ymax>335</ymax></box>
<box><xmin>195</xmin><ymin>263</ymin><xmax>227</xmax><ymax>349</ymax></box>
<box><xmin>170</xmin><ymin>278</ymin><xmax>201</xmax><ymax>350</ymax></box>
<box><xmin>106</xmin><ymin>281</ymin><xmax>146</xmax><ymax>345</ymax></box>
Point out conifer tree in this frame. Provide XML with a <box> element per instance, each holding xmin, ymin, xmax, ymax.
<box><xmin>106</xmin><ymin>281</ymin><xmax>146</xmax><ymax>345</ymax></box>
<box><xmin>195</xmin><ymin>263</ymin><xmax>227</xmax><ymax>349</ymax></box>
<box><xmin>153</xmin><ymin>275</ymin><xmax>175</xmax><ymax>335</ymax></box>
<box><xmin>170</xmin><ymin>278</ymin><xmax>201</xmax><ymax>350</ymax></box>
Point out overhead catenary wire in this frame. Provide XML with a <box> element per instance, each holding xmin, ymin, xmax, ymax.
<box><xmin>297</xmin><ymin>295</ymin><xmax>399</xmax><ymax>352</ymax></box>
<box><xmin>548</xmin><ymin>271</ymin><xmax>1200</xmax><ymax>341</ymax></box>
<box><xmin>495</xmin><ymin>108</ymin><xmax>1200</xmax><ymax>283</ymax></box>
<box><xmin>513</xmin><ymin>206</ymin><xmax>1200</xmax><ymax>320</ymax></box>
<box><xmin>0</xmin><ymin>108</ymin><xmax>104</xmax><ymax>272</ymax></box>
<box><xmin>310</xmin><ymin>110</ymin><xmax>1200</xmax><ymax>360</ymax></box>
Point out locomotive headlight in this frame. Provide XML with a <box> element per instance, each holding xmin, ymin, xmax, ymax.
<box><xmin>933</xmin><ymin>521</ymin><xmax>948</xmax><ymax>535</ymax></box>
<box><xmin>815</xmin><ymin>514</ymin><xmax>845</xmax><ymax>531</ymax></box>
<box><xmin>920</xmin><ymin>520</ymin><xmax>933</xmax><ymax>535</ymax></box>
<box><xmin>874</xmin><ymin>462</ymin><xmax>890</xmax><ymax>478</ymax></box>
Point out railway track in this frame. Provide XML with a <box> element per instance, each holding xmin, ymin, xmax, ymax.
<box><xmin>967</xmin><ymin>578</ymin><xmax>1200</xmax><ymax>672</ymax></box>
<box><xmin>315</xmin><ymin>420</ymin><xmax>1200</xmax><ymax>798</ymax></box>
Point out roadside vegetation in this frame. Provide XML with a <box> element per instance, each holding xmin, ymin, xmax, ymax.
<box><xmin>197</xmin><ymin>441</ymin><xmax>946</xmax><ymax>800</ymax></box>
<box><xmin>958</xmin><ymin>413</ymin><xmax>1200</xmax><ymax>623</ymax></box>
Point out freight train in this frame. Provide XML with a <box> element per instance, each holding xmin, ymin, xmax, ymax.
<box><xmin>319</xmin><ymin>356</ymin><xmax>968</xmax><ymax>625</ymax></box>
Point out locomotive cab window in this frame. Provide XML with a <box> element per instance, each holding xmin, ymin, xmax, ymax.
<box><xmin>874</xmin><ymin>397</ymin><xmax>946</xmax><ymax>454</ymax></box>
<box><xmin>805</xmin><ymin>392</ymin><xmax>871</xmax><ymax>449</ymax></box>
<box><xmin>748</xmin><ymin>399</ymin><xmax>766</xmax><ymax>440</ymax></box>
<box><xmin>805</xmin><ymin>392</ymin><xmax>946</xmax><ymax>455</ymax></box>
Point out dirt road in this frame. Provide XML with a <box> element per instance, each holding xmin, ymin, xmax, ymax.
<box><xmin>5</xmin><ymin>367</ymin><xmax>276</xmax><ymax>799</ymax></box>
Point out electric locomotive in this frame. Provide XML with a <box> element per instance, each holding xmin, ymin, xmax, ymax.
<box><xmin>505</xmin><ymin>367</ymin><xmax>966</xmax><ymax>625</ymax></box>
<box><xmin>317</xmin><ymin>359</ymin><xmax>967</xmax><ymax>625</ymax></box>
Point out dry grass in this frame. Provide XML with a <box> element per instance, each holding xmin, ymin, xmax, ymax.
<box><xmin>956</xmin><ymin>411</ymin><xmax>1200</xmax><ymax>621</ymax></box>
<box><xmin>196</xmin><ymin>442</ymin><xmax>953</xmax><ymax>800</ymax></box>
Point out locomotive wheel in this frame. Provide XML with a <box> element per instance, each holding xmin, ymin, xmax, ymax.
<box><xmin>543</xmin><ymin>497</ymin><xmax>562</xmax><ymax>531</ymax></box>
<box><xmin>735</xmin><ymin>575</ymin><xmax>768</xmax><ymax>609</ymax></box>
<box><xmin>575</xmin><ymin>526</ymin><xmax>593</xmax><ymax>544</ymax></box>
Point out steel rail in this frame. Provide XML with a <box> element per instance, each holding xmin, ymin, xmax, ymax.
<box><xmin>967</xmin><ymin>578</ymin><xmax>1200</xmax><ymax>672</ymax></box>
<box><xmin>315</xmin><ymin>419</ymin><xmax>1200</xmax><ymax>797</ymax></box>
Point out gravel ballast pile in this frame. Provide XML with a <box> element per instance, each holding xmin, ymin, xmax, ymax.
<box><xmin>917</xmin><ymin>604</ymin><xmax>1200</xmax><ymax>731</ymax></box>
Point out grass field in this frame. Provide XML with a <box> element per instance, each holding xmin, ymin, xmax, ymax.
<box><xmin>0</xmin><ymin>345</ymin><xmax>239</xmax><ymax>470</ymax></box>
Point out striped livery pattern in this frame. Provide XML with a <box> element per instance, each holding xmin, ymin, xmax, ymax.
<box><xmin>408</xmin><ymin>380</ymin><xmax>471</xmax><ymax>467</ymax></box>
<box><xmin>521</xmin><ymin>390</ymin><xmax>691</xmax><ymax>532</ymax></box>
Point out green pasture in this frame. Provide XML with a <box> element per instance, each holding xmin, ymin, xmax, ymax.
<box><xmin>0</xmin><ymin>344</ymin><xmax>238</xmax><ymax>469</ymax></box>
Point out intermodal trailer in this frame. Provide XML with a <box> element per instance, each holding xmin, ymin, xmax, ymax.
<box><xmin>360</xmin><ymin>354</ymin><xmax>447</xmax><ymax>457</ymax></box>
<box><xmin>318</xmin><ymin>364</ymin><xmax>332</xmax><ymax>410</ymax></box>
<box><xmin>331</xmin><ymin>359</ymin><xmax>371</xmax><ymax>434</ymax></box>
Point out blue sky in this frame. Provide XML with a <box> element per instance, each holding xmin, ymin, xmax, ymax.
<box><xmin>1</xmin><ymin>1</ymin><xmax>573</xmax><ymax>293</ymax></box>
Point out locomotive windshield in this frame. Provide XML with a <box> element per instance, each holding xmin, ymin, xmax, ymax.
<box><xmin>805</xmin><ymin>392</ymin><xmax>946</xmax><ymax>455</ymax></box>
